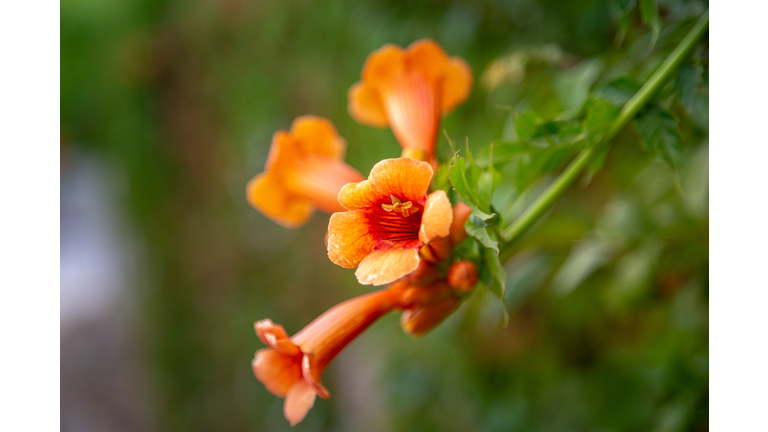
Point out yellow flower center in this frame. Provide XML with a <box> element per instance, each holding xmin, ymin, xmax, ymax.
<box><xmin>381</xmin><ymin>195</ymin><xmax>419</xmax><ymax>218</ymax></box>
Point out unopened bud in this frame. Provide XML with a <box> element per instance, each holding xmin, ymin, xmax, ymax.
<box><xmin>419</xmin><ymin>237</ymin><xmax>452</xmax><ymax>264</ymax></box>
<box><xmin>447</xmin><ymin>260</ymin><xmax>478</xmax><ymax>292</ymax></box>
<box><xmin>400</xmin><ymin>281</ymin><xmax>453</xmax><ymax>309</ymax></box>
<box><xmin>450</xmin><ymin>202</ymin><xmax>472</xmax><ymax>245</ymax></box>
<box><xmin>401</xmin><ymin>297</ymin><xmax>461</xmax><ymax>337</ymax></box>
<box><xmin>406</xmin><ymin>259</ymin><xmax>441</xmax><ymax>286</ymax></box>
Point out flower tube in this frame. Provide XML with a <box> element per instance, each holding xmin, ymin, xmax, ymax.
<box><xmin>252</xmin><ymin>288</ymin><xmax>405</xmax><ymax>425</ymax></box>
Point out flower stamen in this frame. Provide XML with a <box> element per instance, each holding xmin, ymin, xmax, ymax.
<box><xmin>381</xmin><ymin>195</ymin><xmax>419</xmax><ymax>217</ymax></box>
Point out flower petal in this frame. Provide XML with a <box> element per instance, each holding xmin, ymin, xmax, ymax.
<box><xmin>337</xmin><ymin>158</ymin><xmax>433</xmax><ymax>210</ymax></box>
<box><xmin>403</xmin><ymin>39</ymin><xmax>450</xmax><ymax>85</ymax></box>
<box><xmin>283</xmin><ymin>379</ymin><xmax>317</xmax><ymax>427</ymax></box>
<box><xmin>440</xmin><ymin>57</ymin><xmax>473</xmax><ymax>114</ymax></box>
<box><xmin>255</xmin><ymin>319</ymin><xmax>301</xmax><ymax>356</ymax></box>
<box><xmin>327</xmin><ymin>210</ymin><xmax>374</xmax><ymax>268</ymax></box>
<box><xmin>355</xmin><ymin>248</ymin><xmax>420</xmax><ymax>286</ymax></box>
<box><xmin>246</xmin><ymin>173</ymin><xmax>313</xmax><ymax>228</ymax></box>
<box><xmin>302</xmin><ymin>354</ymin><xmax>331</xmax><ymax>399</ymax></box>
<box><xmin>419</xmin><ymin>190</ymin><xmax>453</xmax><ymax>244</ymax></box>
<box><xmin>265</xmin><ymin>130</ymin><xmax>299</xmax><ymax>174</ymax></box>
<box><xmin>348</xmin><ymin>81</ymin><xmax>388</xmax><ymax>128</ymax></box>
<box><xmin>362</xmin><ymin>44</ymin><xmax>405</xmax><ymax>86</ymax></box>
<box><xmin>290</xmin><ymin>115</ymin><xmax>346</xmax><ymax>160</ymax></box>
<box><xmin>369</xmin><ymin>158</ymin><xmax>433</xmax><ymax>205</ymax></box>
<box><xmin>252</xmin><ymin>348</ymin><xmax>303</xmax><ymax>398</ymax></box>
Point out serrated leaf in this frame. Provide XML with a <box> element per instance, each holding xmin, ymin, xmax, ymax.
<box><xmin>448</xmin><ymin>153</ymin><xmax>478</xmax><ymax>202</ymax></box>
<box><xmin>553</xmin><ymin>59</ymin><xmax>603</xmax><ymax>114</ymax></box>
<box><xmin>448</xmin><ymin>152</ymin><xmax>495</xmax><ymax>220</ymax></box>
<box><xmin>583</xmin><ymin>98</ymin><xmax>620</xmax><ymax>143</ymax></box>
<box><xmin>636</xmin><ymin>106</ymin><xmax>684</xmax><ymax>170</ymax></box>
<box><xmin>486</xmin><ymin>141</ymin><xmax>537</xmax><ymax>164</ymax></box>
<box><xmin>477</xmin><ymin>171</ymin><xmax>495</xmax><ymax>211</ymax></box>
<box><xmin>465</xmin><ymin>221</ymin><xmax>499</xmax><ymax>255</ymax></box>
<box><xmin>469</xmin><ymin>214</ymin><xmax>493</xmax><ymax>228</ymax></box>
<box><xmin>639</xmin><ymin>0</ymin><xmax>660</xmax><ymax>48</ymax></box>
<box><xmin>675</xmin><ymin>62</ymin><xmax>708</xmax><ymax>129</ymax></box>
<box><xmin>582</xmin><ymin>144</ymin><xmax>611</xmax><ymax>185</ymax></box>
<box><xmin>597</xmin><ymin>77</ymin><xmax>642</xmax><ymax>107</ymax></box>
<box><xmin>481</xmin><ymin>248</ymin><xmax>507</xmax><ymax>299</ymax></box>
<box><xmin>515</xmin><ymin>111</ymin><xmax>541</xmax><ymax>139</ymax></box>
<box><xmin>501</xmin><ymin>112</ymin><xmax>519</xmax><ymax>141</ymax></box>
<box><xmin>431</xmin><ymin>162</ymin><xmax>450</xmax><ymax>192</ymax></box>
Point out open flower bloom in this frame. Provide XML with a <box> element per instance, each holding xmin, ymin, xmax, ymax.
<box><xmin>348</xmin><ymin>39</ymin><xmax>473</xmax><ymax>160</ymax></box>
<box><xmin>252</xmin><ymin>288</ymin><xmax>406</xmax><ymax>426</ymax></box>
<box><xmin>327</xmin><ymin>158</ymin><xmax>453</xmax><ymax>286</ymax></box>
<box><xmin>246</xmin><ymin>116</ymin><xmax>364</xmax><ymax>228</ymax></box>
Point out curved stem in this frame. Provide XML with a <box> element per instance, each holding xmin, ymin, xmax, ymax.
<box><xmin>499</xmin><ymin>10</ymin><xmax>709</xmax><ymax>262</ymax></box>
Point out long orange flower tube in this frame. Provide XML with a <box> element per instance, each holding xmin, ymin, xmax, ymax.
<box><xmin>253</xmin><ymin>286</ymin><xmax>420</xmax><ymax>426</ymax></box>
<box><xmin>246</xmin><ymin>116</ymin><xmax>364</xmax><ymax>228</ymax></box>
<box><xmin>327</xmin><ymin>158</ymin><xmax>453</xmax><ymax>286</ymax></box>
<box><xmin>348</xmin><ymin>39</ymin><xmax>473</xmax><ymax>161</ymax></box>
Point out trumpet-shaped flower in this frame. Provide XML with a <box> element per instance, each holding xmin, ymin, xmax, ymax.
<box><xmin>327</xmin><ymin>158</ymin><xmax>453</xmax><ymax>286</ymax></box>
<box><xmin>348</xmin><ymin>39</ymin><xmax>473</xmax><ymax>160</ymax></box>
<box><xmin>246</xmin><ymin>116</ymin><xmax>364</xmax><ymax>228</ymax></box>
<box><xmin>252</xmin><ymin>287</ymin><xmax>408</xmax><ymax>426</ymax></box>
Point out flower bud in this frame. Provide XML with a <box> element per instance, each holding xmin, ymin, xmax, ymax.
<box><xmin>401</xmin><ymin>297</ymin><xmax>461</xmax><ymax>337</ymax></box>
<box><xmin>419</xmin><ymin>237</ymin><xmax>452</xmax><ymax>263</ymax></box>
<box><xmin>447</xmin><ymin>260</ymin><xmax>478</xmax><ymax>292</ymax></box>
<box><xmin>450</xmin><ymin>202</ymin><xmax>472</xmax><ymax>245</ymax></box>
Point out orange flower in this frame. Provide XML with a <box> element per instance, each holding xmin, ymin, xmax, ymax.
<box><xmin>246</xmin><ymin>116</ymin><xmax>364</xmax><ymax>228</ymax></box>
<box><xmin>348</xmin><ymin>39</ymin><xmax>473</xmax><ymax>160</ymax></box>
<box><xmin>252</xmin><ymin>288</ymin><xmax>405</xmax><ymax>426</ymax></box>
<box><xmin>327</xmin><ymin>158</ymin><xmax>453</xmax><ymax>286</ymax></box>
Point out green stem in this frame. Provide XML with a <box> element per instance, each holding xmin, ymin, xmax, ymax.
<box><xmin>499</xmin><ymin>10</ymin><xmax>709</xmax><ymax>262</ymax></box>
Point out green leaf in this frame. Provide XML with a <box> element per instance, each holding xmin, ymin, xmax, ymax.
<box><xmin>448</xmin><ymin>152</ymin><xmax>478</xmax><ymax>202</ymax></box>
<box><xmin>448</xmin><ymin>152</ymin><xmax>495</xmax><ymax>220</ymax></box>
<box><xmin>639</xmin><ymin>0</ymin><xmax>660</xmax><ymax>48</ymax></box>
<box><xmin>636</xmin><ymin>106</ymin><xmax>684</xmax><ymax>170</ymax></box>
<box><xmin>477</xmin><ymin>171</ymin><xmax>495</xmax><ymax>211</ymax></box>
<box><xmin>583</xmin><ymin>98</ymin><xmax>620</xmax><ymax>143</ymax></box>
<box><xmin>465</xmin><ymin>221</ymin><xmax>499</xmax><ymax>255</ymax></box>
<box><xmin>469</xmin><ymin>214</ymin><xmax>494</xmax><ymax>228</ymax></box>
<box><xmin>480</xmin><ymin>248</ymin><xmax>507</xmax><ymax>299</ymax></box>
<box><xmin>553</xmin><ymin>59</ymin><xmax>603</xmax><ymax>115</ymax></box>
<box><xmin>614</xmin><ymin>0</ymin><xmax>636</xmax><ymax>46</ymax></box>
<box><xmin>675</xmin><ymin>62</ymin><xmax>708</xmax><ymax>129</ymax></box>
<box><xmin>514</xmin><ymin>111</ymin><xmax>541</xmax><ymax>139</ymax></box>
<box><xmin>431</xmin><ymin>162</ymin><xmax>450</xmax><ymax>192</ymax></box>
<box><xmin>486</xmin><ymin>141</ymin><xmax>538</xmax><ymax>164</ymax></box>
<box><xmin>582</xmin><ymin>144</ymin><xmax>611</xmax><ymax>185</ymax></box>
<box><xmin>596</xmin><ymin>77</ymin><xmax>642</xmax><ymax>107</ymax></box>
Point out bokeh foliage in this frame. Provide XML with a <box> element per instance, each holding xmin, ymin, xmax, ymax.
<box><xmin>61</xmin><ymin>0</ymin><xmax>708</xmax><ymax>430</ymax></box>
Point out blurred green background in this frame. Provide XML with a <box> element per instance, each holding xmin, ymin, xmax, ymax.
<box><xmin>60</xmin><ymin>0</ymin><xmax>708</xmax><ymax>431</ymax></box>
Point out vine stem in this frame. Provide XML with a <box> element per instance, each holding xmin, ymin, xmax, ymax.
<box><xmin>499</xmin><ymin>10</ymin><xmax>709</xmax><ymax>262</ymax></box>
